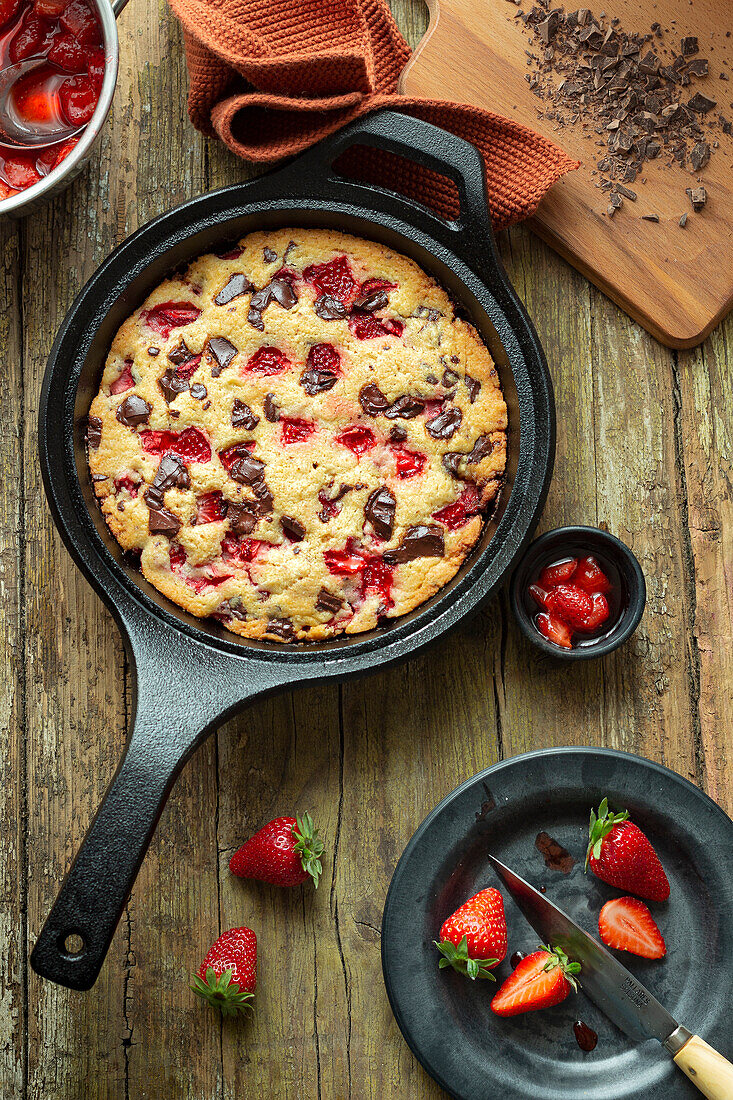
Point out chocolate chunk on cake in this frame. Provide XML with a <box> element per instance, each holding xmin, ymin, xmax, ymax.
<box><xmin>87</xmin><ymin>228</ymin><xmax>507</xmax><ymax>642</ymax></box>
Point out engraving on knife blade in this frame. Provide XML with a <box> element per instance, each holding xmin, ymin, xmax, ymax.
<box><xmin>622</xmin><ymin>975</ymin><xmax>650</xmax><ymax>1009</ymax></box>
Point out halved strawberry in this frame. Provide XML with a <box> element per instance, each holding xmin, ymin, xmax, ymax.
<box><xmin>574</xmin><ymin>555</ymin><xmax>612</xmax><ymax>594</ymax></box>
<box><xmin>586</xmin><ymin>797</ymin><xmax>670</xmax><ymax>902</ymax></box>
<box><xmin>579</xmin><ymin>592</ymin><xmax>610</xmax><ymax>631</ymax></box>
<box><xmin>539</xmin><ymin>558</ymin><xmax>577</xmax><ymax>588</ymax></box>
<box><xmin>435</xmin><ymin>888</ymin><xmax>507</xmax><ymax>980</ymax></box>
<box><xmin>598</xmin><ymin>897</ymin><xmax>666</xmax><ymax>959</ymax></box>
<box><xmin>491</xmin><ymin>946</ymin><xmax>580</xmax><ymax>1017</ymax></box>
<box><xmin>536</xmin><ymin>612</ymin><xmax>572</xmax><ymax>649</ymax></box>
<box><xmin>545</xmin><ymin>584</ymin><xmax>593</xmax><ymax>629</ymax></box>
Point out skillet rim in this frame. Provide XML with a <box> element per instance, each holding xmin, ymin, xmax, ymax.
<box><xmin>38</xmin><ymin>121</ymin><xmax>556</xmax><ymax>675</ymax></box>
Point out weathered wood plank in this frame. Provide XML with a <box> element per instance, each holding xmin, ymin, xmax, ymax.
<box><xmin>0</xmin><ymin>220</ymin><xmax>25</xmax><ymax>1100</ymax></box>
<box><xmin>496</xmin><ymin>226</ymin><xmax>698</xmax><ymax>790</ymax></box>
<box><xmin>676</xmin><ymin>316</ymin><xmax>733</xmax><ymax>816</ymax></box>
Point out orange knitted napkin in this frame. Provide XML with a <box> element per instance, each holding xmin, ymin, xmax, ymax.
<box><xmin>168</xmin><ymin>0</ymin><xmax>579</xmax><ymax>230</ymax></box>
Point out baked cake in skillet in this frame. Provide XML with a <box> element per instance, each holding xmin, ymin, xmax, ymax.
<box><xmin>86</xmin><ymin>228</ymin><xmax>507</xmax><ymax>642</ymax></box>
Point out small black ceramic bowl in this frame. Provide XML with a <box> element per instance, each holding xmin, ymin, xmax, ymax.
<box><xmin>509</xmin><ymin>525</ymin><xmax>646</xmax><ymax>660</ymax></box>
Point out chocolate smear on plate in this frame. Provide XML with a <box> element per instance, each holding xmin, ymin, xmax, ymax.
<box><xmin>535</xmin><ymin>831</ymin><xmax>575</xmax><ymax>873</ymax></box>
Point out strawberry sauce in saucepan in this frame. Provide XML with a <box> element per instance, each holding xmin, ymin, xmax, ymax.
<box><xmin>0</xmin><ymin>0</ymin><xmax>104</xmax><ymax>199</ymax></box>
<box><xmin>525</xmin><ymin>549</ymin><xmax>624</xmax><ymax>651</ymax></box>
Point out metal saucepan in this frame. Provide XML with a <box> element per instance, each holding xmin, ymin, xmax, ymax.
<box><xmin>0</xmin><ymin>0</ymin><xmax>126</xmax><ymax>218</ymax></box>
<box><xmin>31</xmin><ymin>110</ymin><xmax>555</xmax><ymax>989</ymax></box>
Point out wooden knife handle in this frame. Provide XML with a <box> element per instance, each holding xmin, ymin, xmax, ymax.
<box><xmin>673</xmin><ymin>1035</ymin><xmax>733</xmax><ymax>1100</ymax></box>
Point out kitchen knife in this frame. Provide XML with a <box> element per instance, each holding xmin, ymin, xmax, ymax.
<box><xmin>488</xmin><ymin>854</ymin><xmax>733</xmax><ymax>1100</ymax></box>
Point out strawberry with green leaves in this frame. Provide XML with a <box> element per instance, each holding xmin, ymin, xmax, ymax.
<box><xmin>491</xmin><ymin>946</ymin><xmax>581</xmax><ymax>1017</ymax></box>
<box><xmin>192</xmin><ymin>927</ymin><xmax>257</xmax><ymax>1017</ymax></box>
<box><xmin>586</xmin><ymin>797</ymin><xmax>670</xmax><ymax>902</ymax></box>
<box><xmin>229</xmin><ymin>812</ymin><xmax>324</xmax><ymax>888</ymax></box>
<box><xmin>435</xmin><ymin>887</ymin><xmax>507</xmax><ymax>980</ymax></box>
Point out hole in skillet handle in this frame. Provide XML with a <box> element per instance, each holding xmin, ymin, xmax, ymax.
<box><xmin>59</xmin><ymin>931</ymin><xmax>86</xmax><ymax>959</ymax></box>
<box><xmin>275</xmin><ymin>109</ymin><xmax>495</xmax><ymax>267</ymax></box>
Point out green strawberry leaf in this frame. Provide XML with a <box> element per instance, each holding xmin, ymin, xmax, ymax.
<box><xmin>292</xmin><ymin>812</ymin><xmax>325</xmax><ymax>888</ymax></box>
<box><xmin>585</xmin><ymin>796</ymin><xmax>629</xmax><ymax>871</ymax></box>
<box><xmin>191</xmin><ymin>966</ymin><xmax>254</xmax><ymax>1017</ymax></box>
<box><xmin>434</xmin><ymin>936</ymin><xmax>498</xmax><ymax>981</ymax></box>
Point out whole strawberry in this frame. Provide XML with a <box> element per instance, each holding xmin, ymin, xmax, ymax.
<box><xmin>229</xmin><ymin>812</ymin><xmax>324</xmax><ymax>888</ymax></box>
<box><xmin>435</xmin><ymin>887</ymin><xmax>507</xmax><ymax>979</ymax></box>
<box><xmin>192</xmin><ymin>927</ymin><xmax>257</xmax><ymax>1017</ymax></box>
<box><xmin>586</xmin><ymin>798</ymin><xmax>670</xmax><ymax>902</ymax></box>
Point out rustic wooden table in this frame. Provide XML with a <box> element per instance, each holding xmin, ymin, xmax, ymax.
<box><xmin>1</xmin><ymin>0</ymin><xmax>731</xmax><ymax>1096</ymax></box>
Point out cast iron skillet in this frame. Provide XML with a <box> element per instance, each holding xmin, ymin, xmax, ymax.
<box><xmin>31</xmin><ymin>110</ymin><xmax>555</xmax><ymax>990</ymax></box>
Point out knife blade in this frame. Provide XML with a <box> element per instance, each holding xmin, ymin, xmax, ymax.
<box><xmin>487</xmin><ymin>854</ymin><xmax>690</xmax><ymax>1053</ymax></box>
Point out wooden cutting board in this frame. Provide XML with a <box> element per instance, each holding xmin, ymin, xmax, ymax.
<box><xmin>400</xmin><ymin>0</ymin><xmax>733</xmax><ymax>348</ymax></box>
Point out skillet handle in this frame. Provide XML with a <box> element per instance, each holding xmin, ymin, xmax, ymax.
<box><xmin>30</xmin><ymin>623</ymin><xmax>270</xmax><ymax>991</ymax></box>
<box><xmin>276</xmin><ymin>109</ymin><xmax>494</xmax><ymax>259</ymax></box>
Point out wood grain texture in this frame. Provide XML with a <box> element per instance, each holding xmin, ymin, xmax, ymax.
<box><xmin>400</xmin><ymin>0</ymin><xmax>733</xmax><ymax>349</ymax></box>
<box><xmin>0</xmin><ymin>0</ymin><xmax>730</xmax><ymax>1098</ymax></box>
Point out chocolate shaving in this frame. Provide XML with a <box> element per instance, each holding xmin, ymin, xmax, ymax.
<box><xmin>168</xmin><ymin>340</ymin><xmax>194</xmax><ymax>365</ymax></box>
<box><xmin>384</xmin><ymin>394</ymin><xmax>425</xmax><ymax>419</ymax></box>
<box><xmin>145</xmin><ymin>492</ymin><xmax>181</xmax><ymax>536</ymax></box>
<box><xmin>426</xmin><ymin>405</ymin><xmax>462</xmax><ymax>440</ymax></box>
<box><xmin>465</xmin><ymin>376</ymin><xmax>481</xmax><ymax>403</ymax></box>
<box><xmin>359</xmin><ymin>383</ymin><xmax>390</xmax><ymax>416</ymax></box>
<box><xmin>384</xmin><ymin>525</ymin><xmax>445</xmax><ymax>564</ymax></box>
<box><xmin>158</xmin><ymin>368</ymin><xmax>190</xmax><ymax>404</ymax></box>
<box><xmin>248</xmin><ymin>277</ymin><xmax>297</xmax><ymax>330</ymax></box>
<box><xmin>281</xmin><ymin>515</ymin><xmax>306</xmax><ymax>541</ymax></box>
<box><xmin>351</xmin><ymin>289</ymin><xmax>388</xmax><ymax>312</ymax></box>
<box><xmin>687</xmin><ymin>92</ymin><xmax>716</xmax><ymax>114</ymax></box>
<box><xmin>263</xmin><ymin>393</ymin><xmax>279</xmax><ymax>422</ymax></box>
<box><xmin>315</xmin><ymin>295</ymin><xmax>348</xmax><ymax>321</ymax></box>
<box><xmin>215</xmin><ymin>273</ymin><xmax>253</xmax><ymax>306</ymax></box>
<box><xmin>364</xmin><ymin>487</ymin><xmax>396</xmax><ymax>539</ymax></box>
<box><xmin>207</xmin><ymin>336</ymin><xmax>237</xmax><ymax>376</ymax></box>
<box><xmin>232</xmin><ymin>399</ymin><xmax>259</xmax><ymax>430</ymax></box>
<box><xmin>150</xmin><ymin>453</ymin><xmax>190</xmax><ymax>496</ymax></box>
<box><xmin>689</xmin><ymin>141</ymin><xmax>710</xmax><ymax>170</ymax></box>
<box><xmin>266</xmin><ymin>617</ymin><xmax>296</xmax><ymax>641</ymax></box>
<box><xmin>116</xmin><ymin>394</ymin><xmax>151</xmax><ymax>427</ymax></box>
<box><xmin>316</xmin><ymin>588</ymin><xmax>343</xmax><ymax>614</ymax></box>
<box><xmin>301</xmin><ymin>367</ymin><xmax>339</xmax><ymax>395</ymax></box>
<box><xmin>227</xmin><ymin>502</ymin><xmax>257</xmax><ymax>535</ymax></box>
<box><xmin>86</xmin><ymin>416</ymin><xmax>102</xmax><ymax>448</ymax></box>
<box><xmin>686</xmin><ymin>185</ymin><xmax>707</xmax><ymax>210</ymax></box>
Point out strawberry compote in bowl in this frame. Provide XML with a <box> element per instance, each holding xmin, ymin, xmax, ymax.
<box><xmin>509</xmin><ymin>525</ymin><xmax>646</xmax><ymax>660</ymax></box>
<box><xmin>0</xmin><ymin>0</ymin><xmax>119</xmax><ymax>217</ymax></box>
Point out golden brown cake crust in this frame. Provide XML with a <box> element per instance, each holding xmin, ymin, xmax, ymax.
<box><xmin>87</xmin><ymin>228</ymin><xmax>507</xmax><ymax>642</ymax></box>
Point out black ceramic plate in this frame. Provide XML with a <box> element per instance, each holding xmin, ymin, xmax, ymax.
<box><xmin>381</xmin><ymin>747</ymin><xmax>733</xmax><ymax>1100</ymax></box>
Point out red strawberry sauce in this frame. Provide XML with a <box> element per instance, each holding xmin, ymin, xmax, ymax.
<box><xmin>528</xmin><ymin>552</ymin><xmax>619</xmax><ymax>649</ymax></box>
<box><xmin>0</xmin><ymin>0</ymin><xmax>105</xmax><ymax>201</ymax></box>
